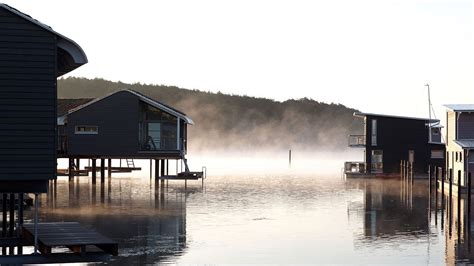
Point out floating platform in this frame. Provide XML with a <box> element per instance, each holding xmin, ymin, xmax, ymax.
<box><xmin>161</xmin><ymin>171</ymin><xmax>203</xmax><ymax>180</ymax></box>
<box><xmin>22</xmin><ymin>222</ymin><xmax>118</xmax><ymax>256</ymax></box>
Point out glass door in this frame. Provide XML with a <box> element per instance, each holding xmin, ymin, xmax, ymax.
<box><xmin>371</xmin><ymin>150</ymin><xmax>383</xmax><ymax>173</ymax></box>
<box><xmin>146</xmin><ymin>122</ymin><xmax>161</xmax><ymax>150</ymax></box>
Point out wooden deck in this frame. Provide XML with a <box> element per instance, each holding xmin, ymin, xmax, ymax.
<box><xmin>22</xmin><ymin>222</ymin><xmax>118</xmax><ymax>256</ymax></box>
<box><xmin>84</xmin><ymin>166</ymin><xmax>141</xmax><ymax>173</ymax></box>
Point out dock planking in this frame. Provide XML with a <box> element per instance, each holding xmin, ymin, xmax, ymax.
<box><xmin>22</xmin><ymin>222</ymin><xmax>118</xmax><ymax>256</ymax></box>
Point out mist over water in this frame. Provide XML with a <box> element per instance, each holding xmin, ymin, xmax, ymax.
<box><xmin>42</xmin><ymin>152</ymin><xmax>469</xmax><ymax>264</ymax></box>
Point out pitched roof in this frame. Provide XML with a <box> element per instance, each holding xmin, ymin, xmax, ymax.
<box><xmin>61</xmin><ymin>89</ymin><xmax>194</xmax><ymax>124</ymax></box>
<box><xmin>353</xmin><ymin>112</ymin><xmax>439</xmax><ymax>123</ymax></box>
<box><xmin>444</xmin><ymin>104</ymin><xmax>474</xmax><ymax>112</ymax></box>
<box><xmin>0</xmin><ymin>4</ymin><xmax>87</xmax><ymax>76</ymax></box>
<box><xmin>454</xmin><ymin>139</ymin><xmax>474</xmax><ymax>149</ymax></box>
<box><xmin>57</xmin><ymin>99</ymin><xmax>93</xmax><ymax>117</ymax></box>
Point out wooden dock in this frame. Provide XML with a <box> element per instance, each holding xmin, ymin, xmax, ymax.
<box><xmin>22</xmin><ymin>222</ymin><xmax>118</xmax><ymax>256</ymax></box>
<box><xmin>84</xmin><ymin>166</ymin><xmax>141</xmax><ymax>173</ymax></box>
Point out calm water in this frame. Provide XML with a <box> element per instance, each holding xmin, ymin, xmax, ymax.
<box><xmin>23</xmin><ymin>169</ymin><xmax>473</xmax><ymax>264</ymax></box>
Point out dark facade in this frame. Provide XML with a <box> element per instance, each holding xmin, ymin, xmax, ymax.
<box><xmin>345</xmin><ymin>112</ymin><xmax>445</xmax><ymax>176</ymax></box>
<box><xmin>0</xmin><ymin>4</ymin><xmax>87</xmax><ymax>192</ymax></box>
<box><xmin>58</xmin><ymin>90</ymin><xmax>193</xmax><ymax>159</ymax></box>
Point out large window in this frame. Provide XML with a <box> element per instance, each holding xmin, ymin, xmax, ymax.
<box><xmin>139</xmin><ymin>102</ymin><xmax>178</xmax><ymax>150</ymax></box>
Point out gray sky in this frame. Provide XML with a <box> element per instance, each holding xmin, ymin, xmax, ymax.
<box><xmin>6</xmin><ymin>0</ymin><xmax>474</xmax><ymax>122</ymax></box>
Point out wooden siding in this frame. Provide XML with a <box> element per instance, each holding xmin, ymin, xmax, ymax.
<box><xmin>364</xmin><ymin>115</ymin><xmax>444</xmax><ymax>174</ymax></box>
<box><xmin>0</xmin><ymin>8</ymin><xmax>56</xmax><ymax>183</ymax></box>
<box><xmin>458</xmin><ymin>113</ymin><xmax>474</xmax><ymax>139</ymax></box>
<box><xmin>66</xmin><ymin>91</ymin><xmax>140</xmax><ymax>156</ymax></box>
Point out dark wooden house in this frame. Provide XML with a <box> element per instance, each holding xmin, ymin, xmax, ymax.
<box><xmin>0</xmin><ymin>4</ymin><xmax>87</xmax><ymax>193</ymax></box>
<box><xmin>57</xmin><ymin>89</ymin><xmax>193</xmax><ymax>159</ymax></box>
<box><xmin>444</xmin><ymin>104</ymin><xmax>474</xmax><ymax>189</ymax></box>
<box><xmin>345</xmin><ymin>112</ymin><xmax>445</xmax><ymax>177</ymax></box>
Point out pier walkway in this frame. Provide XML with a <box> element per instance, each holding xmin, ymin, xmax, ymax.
<box><xmin>22</xmin><ymin>222</ymin><xmax>118</xmax><ymax>256</ymax></box>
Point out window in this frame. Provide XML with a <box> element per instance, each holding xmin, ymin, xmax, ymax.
<box><xmin>431</xmin><ymin>150</ymin><xmax>444</xmax><ymax>159</ymax></box>
<box><xmin>371</xmin><ymin>119</ymin><xmax>377</xmax><ymax>146</ymax></box>
<box><xmin>460</xmin><ymin>152</ymin><xmax>463</xmax><ymax>162</ymax></box>
<box><xmin>75</xmin><ymin>125</ymin><xmax>98</xmax><ymax>135</ymax></box>
<box><xmin>455</xmin><ymin>152</ymin><xmax>458</xmax><ymax>162</ymax></box>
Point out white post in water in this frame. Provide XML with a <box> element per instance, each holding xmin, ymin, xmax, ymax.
<box><xmin>33</xmin><ymin>193</ymin><xmax>39</xmax><ymax>254</ymax></box>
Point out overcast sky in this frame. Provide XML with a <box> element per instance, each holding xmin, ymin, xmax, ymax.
<box><xmin>6</xmin><ymin>0</ymin><xmax>474</xmax><ymax>121</ymax></box>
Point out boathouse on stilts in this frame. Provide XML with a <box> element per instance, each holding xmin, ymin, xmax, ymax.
<box><xmin>57</xmin><ymin>89</ymin><xmax>204</xmax><ymax>186</ymax></box>
<box><xmin>0</xmin><ymin>3</ymin><xmax>108</xmax><ymax>257</ymax></box>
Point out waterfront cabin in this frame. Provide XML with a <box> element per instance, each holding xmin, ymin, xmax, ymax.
<box><xmin>57</xmin><ymin>90</ymin><xmax>193</xmax><ymax>159</ymax></box>
<box><xmin>0</xmin><ymin>4</ymin><xmax>87</xmax><ymax>193</ymax></box>
<box><xmin>444</xmin><ymin>104</ymin><xmax>474</xmax><ymax>188</ymax></box>
<box><xmin>345</xmin><ymin>112</ymin><xmax>445</xmax><ymax>177</ymax></box>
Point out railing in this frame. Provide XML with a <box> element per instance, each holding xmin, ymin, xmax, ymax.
<box><xmin>344</xmin><ymin>161</ymin><xmax>366</xmax><ymax>174</ymax></box>
<box><xmin>348</xmin><ymin>135</ymin><xmax>366</xmax><ymax>147</ymax></box>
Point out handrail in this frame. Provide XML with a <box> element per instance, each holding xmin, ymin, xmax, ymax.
<box><xmin>348</xmin><ymin>135</ymin><xmax>366</xmax><ymax>146</ymax></box>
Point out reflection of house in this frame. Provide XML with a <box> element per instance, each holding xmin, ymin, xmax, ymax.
<box><xmin>345</xmin><ymin>112</ymin><xmax>445</xmax><ymax>177</ymax></box>
<box><xmin>444</xmin><ymin>105</ymin><xmax>474</xmax><ymax>188</ymax></box>
<box><xmin>346</xmin><ymin>180</ymin><xmax>429</xmax><ymax>241</ymax></box>
<box><xmin>57</xmin><ymin>90</ymin><xmax>193</xmax><ymax>159</ymax></box>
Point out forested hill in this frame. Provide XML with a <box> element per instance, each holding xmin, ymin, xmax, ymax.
<box><xmin>58</xmin><ymin>77</ymin><xmax>362</xmax><ymax>152</ymax></box>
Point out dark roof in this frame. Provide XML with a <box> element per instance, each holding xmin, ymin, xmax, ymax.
<box><xmin>454</xmin><ymin>140</ymin><xmax>474</xmax><ymax>149</ymax></box>
<box><xmin>58</xmin><ymin>89</ymin><xmax>194</xmax><ymax>124</ymax></box>
<box><xmin>444</xmin><ymin>104</ymin><xmax>474</xmax><ymax>112</ymax></box>
<box><xmin>0</xmin><ymin>4</ymin><xmax>87</xmax><ymax>76</ymax></box>
<box><xmin>354</xmin><ymin>112</ymin><xmax>439</xmax><ymax>123</ymax></box>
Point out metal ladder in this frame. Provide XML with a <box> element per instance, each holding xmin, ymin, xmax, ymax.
<box><xmin>126</xmin><ymin>159</ymin><xmax>135</xmax><ymax>168</ymax></box>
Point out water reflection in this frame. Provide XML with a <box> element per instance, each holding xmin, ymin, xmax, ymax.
<box><xmin>18</xmin><ymin>173</ymin><xmax>474</xmax><ymax>264</ymax></box>
<box><xmin>347</xmin><ymin>179</ymin><xmax>429</xmax><ymax>240</ymax></box>
<box><xmin>26</xmin><ymin>177</ymin><xmax>189</xmax><ymax>264</ymax></box>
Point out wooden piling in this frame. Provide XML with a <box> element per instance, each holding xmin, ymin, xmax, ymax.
<box><xmin>100</xmin><ymin>158</ymin><xmax>105</xmax><ymax>183</ymax></box>
<box><xmin>160</xmin><ymin>159</ymin><xmax>165</xmax><ymax>185</ymax></box>
<box><xmin>108</xmin><ymin>159</ymin><xmax>112</xmax><ymax>178</ymax></box>
<box><xmin>150</xmin><ymin>159</ymin><xmax>153</xmax><ymax>180</ymax></box>
<box><xmin>68</xmin><ymin>157</ymin><xmax>74</xmax><ymax>181</ymax></box>
<box><xmin>289</xmin><ymin>149</ymin><xmax>292</xmax><ymax>167</ymax></box>
<box><xmin>400</xmin><ymin>160</ymin><xmax>403</xmax><ymax>180</ymax></box>
<box><xmin>428</xmin><ymin>165</ymin><xmax>431</xmax><ymax>191</ymax></box>
<box><xmin>92</xmin><ymin>159</ymin><xmax>97</xmax><ymax>184</ymax></box>
<box><xmin>441</xmin><ymin>167</ymin><xmax>445</xmax><ymax>198</ymax></box>
<box><xmin>154</xmin><ymin>159</ymin><xmax>159</xmax><ymax>181</ymax></box>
